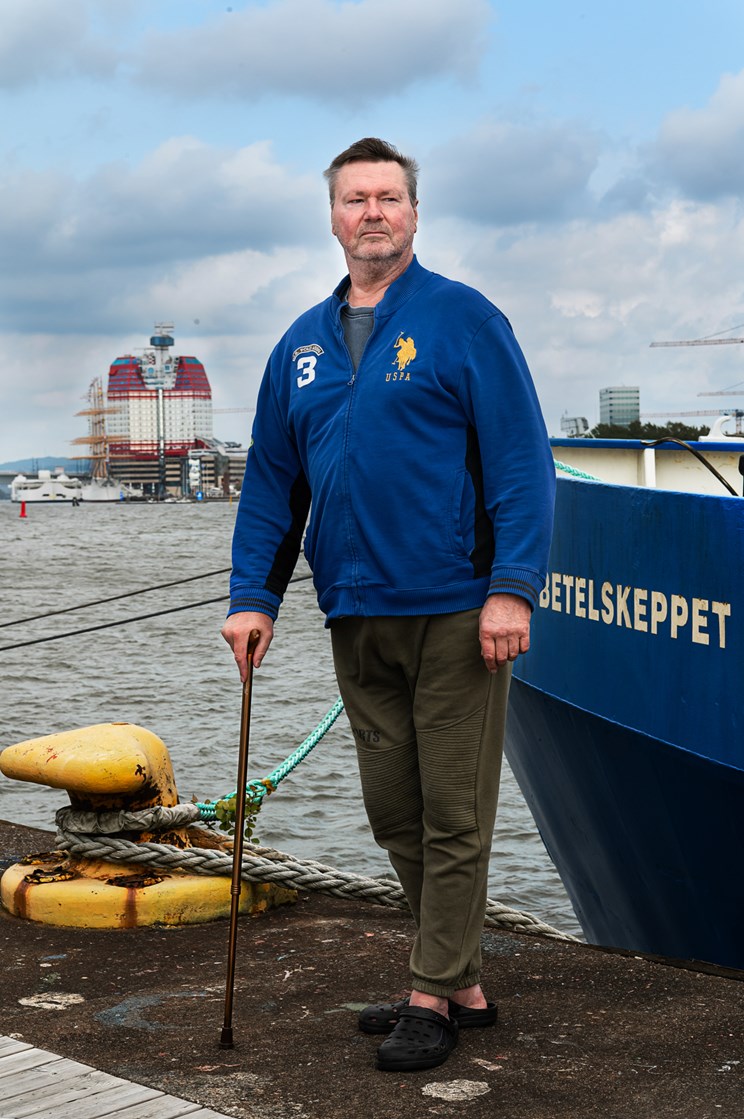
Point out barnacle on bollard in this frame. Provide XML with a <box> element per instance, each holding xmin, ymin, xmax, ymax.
<box><xmin>19</xmin><ymin>850</ymin><xmax>69</xmax><ymax>866</ymax></box>
<box><xmin>24</xmin><ymin>866</ymin><xmax>77</xmax><ymax>884</ymax></box>
<box><xmin>106</xmin><ymin>872</ymin><xmax>169</xmax><ymax>889</ymax></box>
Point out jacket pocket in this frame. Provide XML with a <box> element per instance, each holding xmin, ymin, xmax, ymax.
<box><xmin>448</xmin><ymin>468</ymin><xmax>476</xmax><ymax>558</ymax></box>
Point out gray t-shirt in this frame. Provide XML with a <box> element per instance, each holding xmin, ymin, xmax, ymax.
<box><xmin>341</xmin><ymin>303</ymin><xmax>374</xmax><ymax>373</ymax></box>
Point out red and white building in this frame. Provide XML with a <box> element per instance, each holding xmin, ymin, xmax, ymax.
<box><xmin>107</xmin><ymin>323</ymin><xmax>213</xmax><ymax>459</ymax></box>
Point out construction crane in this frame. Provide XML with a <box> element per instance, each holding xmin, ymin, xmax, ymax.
<box><xmin>650</xmin><ymin>320</ymin><xmax>744</xmax><ymax>351</ymax></box>
<box><xmin>642</xmin><ymin>409</ymin><xmax>744</xmax><ymax>417</ymax></box>
<box><xmin>699</xmin><ymin>387</ymin><xmax>744</xmax><ymax>396</ymax></box>
<box><xmin>641</xmin><ymin>408</ymin><xmax>744</xmax><ymax>434</ymax></box>
<box><xmin>650</xmin><ymin>338</ymin><xmax>744</xmax><ymax>348</ymax></box>
<box><xmin>650</xmin><ymin>325</ymin><xmax>744</xmax><ymax>412</ymax></box>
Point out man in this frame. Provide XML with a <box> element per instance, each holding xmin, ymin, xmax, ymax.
<box><xmin>222</xmin><ymin>137</ymin><xmax>555</xmax><ymax>1072</ymax></box>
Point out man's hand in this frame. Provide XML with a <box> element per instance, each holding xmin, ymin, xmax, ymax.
<box><xmin>479</xmin><ymin>593</ymin><xmax>532</xmax><ymax>673</ymax></box>
<box><xmin>221</xmin><ymin>611</ymin><xmax>274</xmax><ymax>680</ymax></box>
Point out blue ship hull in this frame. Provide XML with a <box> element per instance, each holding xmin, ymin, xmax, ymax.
<box><xmin>505</xmin><ymin>467</ymin><xmax>744</xmax><ymax>968</ymax></box>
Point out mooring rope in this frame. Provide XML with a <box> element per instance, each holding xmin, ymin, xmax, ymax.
<box><xmin>54</xmin><ymin>804</ymin><xmax>579</xmax><ymax>943</ymax></box>
<box><xmin>553</xmin><ymin>460</ymin><xmax>602</xmax><ymax>482</ymax></box>
<box><xmin>55</xmin><ymin>826</ymin><xmax>578</xmax><ymax>943</ymax></box>
<box><xmin>194</xmin><ymin>696</ymin><xmax>346</xmax><ymax>818</ymax></box>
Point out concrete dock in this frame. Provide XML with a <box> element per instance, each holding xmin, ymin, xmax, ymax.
<box><xmin>2</xmin><ymin>818</ymin><xmax>743</xmax><ymax>1119</ymax></box>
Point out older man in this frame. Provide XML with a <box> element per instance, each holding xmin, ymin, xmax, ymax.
<box><xmin>222</xmin><ymin>137</ymin><xmax>555</xmax><ymax>1072</ymax></box>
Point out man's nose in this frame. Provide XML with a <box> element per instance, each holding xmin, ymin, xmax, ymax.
<box><xmin>363</xmin><ymin>196</ymin><xmax>383</xmax><ymax>220</ymax></box>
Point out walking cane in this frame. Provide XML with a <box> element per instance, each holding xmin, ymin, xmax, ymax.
<box><xmin>220</xmin><ymin>628</ymin><xmax>261</xmax><ymax>1049</ymax></box>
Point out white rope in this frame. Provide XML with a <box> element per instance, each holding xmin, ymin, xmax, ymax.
<box><xmin>54</xmin><ymin>814</ymin><xmax>580</xmax><ymax>943</ymax></box>
<box><xmin>56</xmin><ymin>804</ymin><xmax>201</xmax><ymax>834</ymax></box>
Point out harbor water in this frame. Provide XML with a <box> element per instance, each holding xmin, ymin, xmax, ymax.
<box><xmin>0</xmin><ymin>500</ymin><xmax>580</xmax><ymax>937</ymax></box>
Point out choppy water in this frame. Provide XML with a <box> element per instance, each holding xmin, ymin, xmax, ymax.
<box><xmin>0</xmin><ymin>500</ymin><xmax>580</xmax><ymax>936</ymax></box>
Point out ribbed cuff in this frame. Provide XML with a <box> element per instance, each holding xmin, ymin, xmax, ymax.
<box><xmin>226</xmin><ymin>588</ymin><xmax>281</xmax><ymax>621</ymax></box>
<box><xmin>488</xmin><ymin>566</ymin><xmax>544</xmax><ymax>609</ymax></box>
<box><xmin>410</xmin><ymin>971</ymin><xmax>481</xmax><ymax>998</ymax></box>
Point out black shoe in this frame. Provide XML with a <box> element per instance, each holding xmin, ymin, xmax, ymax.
<box><xmin>376</xmin><ymin>1006</ymin><xmax>459</xmax><ymax>1072</ymax></box>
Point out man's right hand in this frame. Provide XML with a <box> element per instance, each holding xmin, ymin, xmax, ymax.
<box><xmin>221</xmin><ymin>611</ymin><xmax>274</xmax><ymax>680</ymax></box>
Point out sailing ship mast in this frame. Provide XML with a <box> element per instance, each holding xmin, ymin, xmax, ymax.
<box><xmin>71</xmin><ymin>376</ymin><xmax>122</xmax><ymax>481</ymax></box>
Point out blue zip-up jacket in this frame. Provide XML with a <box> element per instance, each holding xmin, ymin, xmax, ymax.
<box><xmin>228</xmin><ymin>257</ymin><xmax>555</xmax><ymax>622</ymax></box>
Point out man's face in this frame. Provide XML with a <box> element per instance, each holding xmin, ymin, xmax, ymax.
<box><xmin>330</xmin><ymin>161</ymin><xmax>418</xmax><ymax>266</ymax></box>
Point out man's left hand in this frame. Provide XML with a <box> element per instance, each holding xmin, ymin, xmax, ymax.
<box><xmin>479</xmin><ymin>593</ymin><xmax>532</xmax><ymax>673</ymax></box>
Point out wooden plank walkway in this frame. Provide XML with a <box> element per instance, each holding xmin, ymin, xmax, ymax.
<box><xmin>0</xmin><ymin>1036</ymin><xmax>232</xmax><ymax>1119</ymax></box>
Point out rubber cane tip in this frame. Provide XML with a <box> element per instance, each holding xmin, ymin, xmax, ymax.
<box><xmin>219</xmin><ymin>1027</ymin><xmax>234</xmax><ymax>1049</ymax></box>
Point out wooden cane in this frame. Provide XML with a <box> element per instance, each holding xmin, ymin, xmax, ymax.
<box><xmin>219</xmin><ymin>628</ymin><xmax>261</xmax><ymax>1049</ymax></box>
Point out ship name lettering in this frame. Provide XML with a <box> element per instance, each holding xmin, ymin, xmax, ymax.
<box><xmin>615</xmin><ymin>584</ymin><xmax>632</xmax><ymax>629</ymax></box>
<box><xmin>634</xmin><ymin>588</ymin><xmax>648</xmax><ymax>631</ymax></box>
<box><xmin>651</xmin><ymin>590</ymin><xmax>667</xmax><ymax>632</ymax></box>
<box><xmin>539</xmin><ymin>573</ymin><xmax>731</xmax><ymax>650</ymax></box>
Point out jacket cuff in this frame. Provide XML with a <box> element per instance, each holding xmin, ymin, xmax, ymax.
<box><xmin>226</xmin><ymin>588</ymin><xmax>281</xmax><ymax>621</ymax></box>
<box><xmin>488</xmin><ymin>568</ymin><xmax>545</xmax><ymax>610</ymax></box>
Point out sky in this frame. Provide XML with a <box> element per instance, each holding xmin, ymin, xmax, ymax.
<box><xmin>3</xmin><ymin>0</ymin><xmax>744</xmax><ymax>462</ymax></box>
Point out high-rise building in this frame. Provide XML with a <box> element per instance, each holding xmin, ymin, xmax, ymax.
<box><xmin>105</xmin><ymin>324</ymin><xmax>216</xmax><ymax>494</ymax></box>
<box><xmin>599</xmin><ymin>386</ymin><xmax>640</xmax><ymax>427</ymax></box>
<box><xmin>68</xmin><ymin>324</ymin><xmax>248</xmax><ymax>499</ymax></box>
<box><xmin>107</xmin><ymin>324</ymin><xmax>212</xmax><ymax>457</ymax></box>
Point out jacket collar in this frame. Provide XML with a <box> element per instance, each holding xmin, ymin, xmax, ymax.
<box><xmin>331</xmin><ymin>256</ymin><xmax>429</xmax><ymax>321</ymax></box>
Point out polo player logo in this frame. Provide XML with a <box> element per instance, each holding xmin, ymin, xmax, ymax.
<box><xmin>393</xmin><ymin>334</ymin><xmax>416</xmax><ymax>372</ymax></box>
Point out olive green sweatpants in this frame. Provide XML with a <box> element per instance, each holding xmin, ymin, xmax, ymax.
<box><xmin>330</xmin><ymin>609</ymin><xmax>512</xmax><ymax>998</ymax></box>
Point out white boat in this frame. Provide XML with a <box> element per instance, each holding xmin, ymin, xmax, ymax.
<box><xmin>10</xmin><ymin>470</ymin><xmax>124</xmax><ymax>503</ymax></box>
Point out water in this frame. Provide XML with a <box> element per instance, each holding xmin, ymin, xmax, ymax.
<box><xmin>0</xmin><ymin>501</ymin><xmax>580</xmax><ymax>936</ymax></box>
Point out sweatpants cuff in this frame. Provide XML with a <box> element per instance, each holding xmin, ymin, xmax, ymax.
<box><xmin>410</xmin><ymin>972</ymin><xmax>481</xmax><ymax>998</ymax></box>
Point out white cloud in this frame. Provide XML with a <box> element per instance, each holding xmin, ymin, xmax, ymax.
<box><xmin>112</xmin><ymin>243</ymin><xmax>335</xmax><ymax>338</ymax></box>
<box><xmin>0</xmin><ymin>0</ymin><xmax>121</xmax><ymax>87</ymax></box>
<box><xmin>653</xmin><ymin>70</ymin><xmax>744</xmax><ymax>199</ymax></box>
<box><xmin>0</xmin><ymin>139</ymin><xmax>326</xmax><ymax>333</ymax></box>
<box><xmin>419</xmin><ymin>196</ymin><xmax>744</xmax><ymax>435</ymax></box>
<box><xmin>424</xmin><ymin>119</ymin><xmax>600</xmax><ymax>224</ymax></box>
<box><xmin>136</xmin><ymin>0</ymin><xmax>491</xmax><ymax>105</ymax></box>
<box><xmin>80</xmin><ymin>137</ymin><xmax>324</xmax><ymax>259</ymax></box>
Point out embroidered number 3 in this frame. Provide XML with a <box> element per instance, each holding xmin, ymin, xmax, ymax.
<box><xmin>296</xmin><ymin>355</ymin><xmax>317</xmax><ymax>388</ymax></box>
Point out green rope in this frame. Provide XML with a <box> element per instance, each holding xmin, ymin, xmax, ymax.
<box><xmin>554</xmin><ymin>459</ymin><xmax>602</xmax><ymax>482</ymax></box>
<box><xmin>195</xmin><ymin>696</ymin><xmax>345</xmax><ymax>821</ymax></box>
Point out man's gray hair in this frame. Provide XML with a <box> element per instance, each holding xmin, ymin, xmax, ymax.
<box><xmin>324</xmin><ymin>137</ymin><xmax>419</xmax><ymax>206</ymax></box>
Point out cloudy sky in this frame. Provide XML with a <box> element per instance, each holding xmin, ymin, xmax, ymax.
<box><xmin>3</xmin><ymin>0</ymin><xmax>744</xmax><ymax>462</ymax></box>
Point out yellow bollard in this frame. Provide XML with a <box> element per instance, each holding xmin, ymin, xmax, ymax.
<box><xmin>1</xmin><ymin>723</ymin><xmax>179</xmax><ymax>809</ymax></box>
<box><xmin>0</xmin><ymin>723</ymin><xmax>296</xmax><ymax>928</ymax></box>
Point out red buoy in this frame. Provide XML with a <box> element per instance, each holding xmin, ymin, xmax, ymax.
<box><xmin>19</xmin><ymin>501</ymin><xmax>27</xmax><ymax>518</ymax></box>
